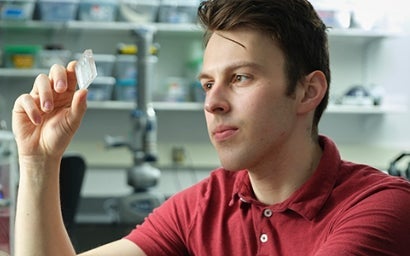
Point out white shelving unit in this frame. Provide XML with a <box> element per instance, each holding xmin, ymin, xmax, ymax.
<box><xmin>87</xmin><ymin>101</ymin><xmax>204</xmax><ymax>111</ymax></box>
<box><xmin>0</xmin><ymin>21</ymin><xmax>403</xmax><ymax>114</ymax></box>
<box><xmin>0</xmin><ymin>68</ymin><xmax>48</xmax><ymax>77</ymax></box>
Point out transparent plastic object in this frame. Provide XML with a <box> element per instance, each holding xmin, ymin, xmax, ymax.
<box><xmin>75</xmin><ymin>49</ymin><xmax>97</xmax><ymax>89</ymax></box>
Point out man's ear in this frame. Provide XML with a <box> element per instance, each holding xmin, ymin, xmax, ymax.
<box><xmin>297</xmin><ymin>70</ymin><xmax>328</xmax><ymax>114</ymax></box>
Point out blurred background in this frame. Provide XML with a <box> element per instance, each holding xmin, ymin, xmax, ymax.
<box><xmin>1</xmin><ymin>0</ymin><xmax>410</xmax><ymax>253</ymax></box>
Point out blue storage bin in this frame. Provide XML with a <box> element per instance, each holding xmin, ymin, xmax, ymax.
<box><xmin>0</xmin><ymin>0</ymin><xmax>35</xmax><ymax>20</ymax></box>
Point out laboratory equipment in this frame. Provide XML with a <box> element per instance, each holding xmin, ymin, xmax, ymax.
<box><xmin>387</xmin><ymin>152</ymin><xmax>410</xmax><ymax>180</ymax></box>
<box><xmin>105</xmin><ymin>26</ymin><xmax>164</xmax><ymax>224</ymax></box>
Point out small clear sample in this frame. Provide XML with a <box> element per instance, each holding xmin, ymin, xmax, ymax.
<box><xmin>75</xmin><ymin>49</ymin><xmax>97</xmax><ymax>89</ymax></box>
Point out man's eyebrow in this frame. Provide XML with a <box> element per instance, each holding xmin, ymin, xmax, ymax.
<box><xmin>198</xmin><ymin>61</ymin><xmax>262</xmax><ymax>80</ymax></box>
<box><xmin>198</xmin><ymin>71</ymin><xmax>213</xmax><ymax>81</ymax></box>
<box><xmin>215</xmin><ymin>32</ymin><xmax>246</xmax><ymax>49</ymax></box>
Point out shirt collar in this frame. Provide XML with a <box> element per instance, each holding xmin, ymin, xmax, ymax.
<box><xmin>230</xmin><ymin>135</ymin><xmax>340</xmax><ymax>220</ymax></box>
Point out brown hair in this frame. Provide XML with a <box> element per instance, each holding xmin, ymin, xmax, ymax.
<box><xmin>197</xmin><ymin>0</ymin><xmax>330</xmax><ymax>134</ymax></box>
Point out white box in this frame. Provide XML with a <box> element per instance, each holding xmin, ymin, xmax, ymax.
<box><xmin>158</xmin><ymin>0</ymin><xmax>199</xmax><ymax>24</ymax></box>
<box><xmin>78</xmin><ymin>0</ymin><xmax>118</xmax><ymax>22</ymax></box>
<box><xmin>38</xmin><ymin>0</ymin><xmax>80</xmax><ymax>22</ymax></box>
<box><xmin>87</xmin><ymin>76</ymin><xmax>116</xmax><ymax>101</ymax></box>
<box><xmin>118</xmin><ymin>0</ymin><xmax>159</xmax><ymax>23</ymax></box>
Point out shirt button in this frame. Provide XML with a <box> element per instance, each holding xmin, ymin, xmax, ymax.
<box><xmin>260</xmin><ymin>233</ymin><xmax>268</xmax><ymax>243</ymax></box>
<box><xmin>263</xmin><ymin>209</ymin><xmax>273</xmax><ymax>217</ymax></box>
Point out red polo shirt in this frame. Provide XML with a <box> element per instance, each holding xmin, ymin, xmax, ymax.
<box><xmin>125</xmin><ymin>136</ymin><xmax>410</xmax><ymax>255</ymax></box>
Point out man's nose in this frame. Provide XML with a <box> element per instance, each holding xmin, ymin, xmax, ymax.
<box><xmin>204</xmin><ymin>84</ymin><xmax>230</xmax><ymax>114</ymax></box>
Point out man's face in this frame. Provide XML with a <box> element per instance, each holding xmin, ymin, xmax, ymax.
<box><xmin>200</xmin><ymin>29</ymin><xmax>300</xmax><ymax>172</ymax></box>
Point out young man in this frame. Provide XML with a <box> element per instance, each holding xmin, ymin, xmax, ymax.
<box><xmin>12</xmin><ymin>0</ymin><xmax>410</xmax><ymax>255</ymax></box>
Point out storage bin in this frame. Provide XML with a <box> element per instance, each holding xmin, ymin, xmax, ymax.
<box><xmin>78</xmin><ymin>0</ymin><xmax>118</xmax><ymax>22</ymax></box>
<box><xmin>310</xmin><ymin>1</ymin><xmax>351</xmax><ymax>29</ymax></box>
<box><xmin>115</xmin><ymin>83</ymin><xmax>137</xmax><ymax>102</ymax></box>
<box><xmin>39</xmin><ymin>49</ymin><xmax>71</xmax><ymax>68</ymax></box>
<box><xmin>4</xmin><ymin>45</ymin><xmax>41</xmax><ymax>69</ymax></box>
<box><xmin>114</xmin><ymin>54</ymin><xmax>137</xmax><ymax>101</ymax></box>
<box><xmin>118</xmin><ymin>0</ymin><xmax>159</xmax><ymax>23</ymax></box>
<box><xmin>93</xmin><ymin>54</ymin><xmax>116</xmax><ymax>77</ymax></box>
<box><xmin>38</xmin><ymin>0</ymin><xmax>79</xmax><ymax>21</ymax></box>
<box><xmin>162</xmin><ymin>76</ymin><xmax>189</xmax><ymax>102</ymax></box>
<box><xmin>158</xmin><ymin>0</ymin><xmax>199</xmax><ymax>24</ymax></box>
<box><xmin>0</xmin><ymin>0</ymin><xmax>35</xmax><ymax>20</ymax></box>
<box><xmin>87</xmin><ymin>76</ymin><xmax>115</xmax><ymax>101</ymax></box>
<box><xmin>114</xmin><ymin>54</ymin><xmax>137</xmax><ymax>85</ymax></box>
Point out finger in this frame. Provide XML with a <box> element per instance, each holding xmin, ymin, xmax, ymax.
<box><xmin>66</xmin><ymin>61</ymin><xmax>78</xmax><ymax>92</ymax></box>
<box><xmin>13</xmin><ymin>94</ymin><xmax>42</xmax><ymax>125</ymax></box>
<box><xmin>30</xmin><ymin>74</ymin><xmax>54</xmax><ymax>113</ymax></box>
<box><xmin>48</xmin><ymin>64</ymin><xmax>68</xmax><ymax>93</ymax></box>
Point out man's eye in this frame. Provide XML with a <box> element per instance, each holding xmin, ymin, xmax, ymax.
<box><xmin>234</xmin><ymin>74</ymin><xmax>249</xmax><ymax>83</ymax></box>
<box><xmin>202</xmin><ymin>82</ymin><xmax>213</xmax><ymax>91</ymax></box>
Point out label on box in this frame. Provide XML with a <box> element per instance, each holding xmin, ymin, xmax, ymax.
<box><xmin>2</xmin><ymin>7</ymin><xmax>24</xmax><ymax>19</ymax></box>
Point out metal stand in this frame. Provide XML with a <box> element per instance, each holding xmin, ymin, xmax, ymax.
<box><xmin>105</xmin><ymin>26</ymin><xmax>164</xmax><ymax>224</ymax></box>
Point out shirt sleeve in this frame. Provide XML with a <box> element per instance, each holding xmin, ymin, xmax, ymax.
<box><xmin>315</xmin><ymin>182</ymin><xmax>410</xmax><ymax>256</ymax></box>
<box><xmin>124</xmin><ymin>180</ymin><xmax>206</xmax><ymax>256</ymax></box>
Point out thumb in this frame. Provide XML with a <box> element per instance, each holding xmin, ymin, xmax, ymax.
<box><xmin>69</xmin><ymin>89</ymin><xmax>88</xmax><ymax>131</ymax></box>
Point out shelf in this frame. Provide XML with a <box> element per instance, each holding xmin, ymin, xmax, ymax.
<box><xmin>1</xmin><ymin>21</ymin><xmax>403</xmax><ymax>115</ymax></box>
<box><xmin>87</xmin><ymin>101</ymin><xmax>204</xmax><ymax>111</ymax></box>
<box><xmin>0</xmin><ymin>68</ymin><xmax>48</xmax><ymax>77</ymax></box>
<box><xmin>69</xmin><ymin>21</ymin><xmax>202</xmax><ymax>34</ymax></box>
<box><xmin>154</xmin><ymin>101</ymin><xmax>204</xmax><ymax>111</ymax></box>
<box><xmin>326</xmin><ymin>104</ymin><xmax>407</xmax><ymax>114</ymax></box>
<box><xmin>0</xmin><ymin>20</ymin><xmax>64</xmax><ymax>30</ymax></box>
<box><xmin>327</xmin><ymin>27</ymin><xmax>399</xmax><ymax>46</ymax></box>
<box><xmin>86</xmin><ymin>100</ymin><xmax>405</xmax><ymax>114</ymax></box>
<box><xmin>327</xmin><ymin>28</ymin><xmax>397</xmax><ymax>38</ymax></box>
<box><xmin>87</xmin><ymin>101</ymin><xmax>134</xmax><ymax>110</ymax></box>
<box><xmin>0</xmin><ymin>20</ymin><xmax>396</xmax><ymax>38</ymax></box>
<box><xmin>0</xmin><ymin>68</ymin><xmax>406</xmax><ymax>114</ymax></box>
<box><xmin>0</xmin><ymin>20</ymin><xmax>203</xmax><ymax>34</ymax></box>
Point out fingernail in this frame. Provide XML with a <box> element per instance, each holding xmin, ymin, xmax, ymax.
<box><xmin>44</xmin><ymin>100</ymin><xmax>53</xmax><ymax>111</ymax></box>
<box><xmin>56</xmin><ymin>80</ymin><xmax>66</xmax><ymax>90</ymax></box>
<box><xmin>34</xmin><ymin>116</ymin><xmax>42</xmax><ymax>125</ymax></box>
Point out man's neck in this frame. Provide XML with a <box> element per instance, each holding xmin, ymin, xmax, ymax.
<box><xmin>248</xmin><ymin>137</ymin><xmax>323</xmax><ymax>205</ymax></box>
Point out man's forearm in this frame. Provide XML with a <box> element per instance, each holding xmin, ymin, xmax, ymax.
<box><xmin>14</xmin><ymin>159</ymin><xmax>76</xmax><ymax>256</ymax></box>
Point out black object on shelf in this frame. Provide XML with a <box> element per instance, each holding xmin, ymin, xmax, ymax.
<box><xmin>387</xmin><ymin>152</ymin><xmax>410</xmax><ymax>180</ymax></box>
